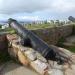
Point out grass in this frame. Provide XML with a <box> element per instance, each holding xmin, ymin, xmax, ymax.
<box><xmin>56</xmin><ymin>37</ymin><xmax>75</xmax><ymax>53</ymax></box>
<box><xmin>0</xmin><ymin>24</ymin><xmax>75</xmax><ymax>53</ymax></box>
<box><xmin>56</xmin><ymin>37</ymin><xmax>66</xmax><ymax>47</ymax></box>
<box><xmin>0</xmin><ymin>23</ymin><xmax>56</xmax><ymax>33</ymax></box>
<box><xmin>66</xmin><ymin>47</ymin><xmax>75</xmax><ymax>53</ymax></box>
<box><xmin>0</xmin><ymin>28</ymin><xmax>16</xmax><ymax>34</ymax></box>
<box><xmin>24</xmin><ymin>23</ymin><xmax>56</xmax><ymax>30</ymax></box>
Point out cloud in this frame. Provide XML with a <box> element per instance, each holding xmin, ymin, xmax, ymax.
<box><xmin>0</xmin><ymin>0</ymin><xmax>52</xmax><ymax>14</ymax></box>
<box><xmin>51</xmin><ymin>0</ymin><xmax>75</xmax><ymax>13</ymax></box>
<box><xmin>0</xmin><ymin>0</ymin><xmax>75</xmax><ymax>14</ymax></box>
<box><xmin>0</xmin><ymin>0</ymin><xmax>75</xmax><ymax>21</ymax></box>
<box><xmin>17</xmin><ymin>16</ymin><xmax>41</xmax><ymax>21</ymax></box>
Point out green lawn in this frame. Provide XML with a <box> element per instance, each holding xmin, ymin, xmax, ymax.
<box><xmin>0</xmin><ymin>28</ymin><xmax>16</xmax><ymax>34</ymax></box>
<box><xmin>24</xmin><ymin>23</ymin><xmax>56</xmax><ymax>30</ymax></box>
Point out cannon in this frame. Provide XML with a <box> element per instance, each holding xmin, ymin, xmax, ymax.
<box><xmin>8</xmin><ymin>18</ymin><xmax>71</xmax><ymax>64</ymax></box>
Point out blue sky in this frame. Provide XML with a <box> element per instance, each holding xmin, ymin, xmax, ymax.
<box><xmin>0</xmin><ymin>0</ymin><xmax>75</xmax><ymax>21</ymax></box>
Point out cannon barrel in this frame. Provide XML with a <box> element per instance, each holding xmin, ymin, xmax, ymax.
<box><xmin>8</xmin><ymin>18</ymin><xmax>69</xmax><ymax>64</ymax></box>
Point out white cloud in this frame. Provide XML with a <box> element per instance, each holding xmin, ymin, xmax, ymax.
<box><xmin>18</xmin><ymin>16</ymin><xmax>41</xmax><ymax>21</ymax></box>
<box><xmin>0</xmin><ymin>0</ymin><xmax>52</xmax><ymax>14</ymax></box>
<box><xmin>51</xmin><ymin>0</ymin><xmax>75</xmax><ymax>13</ymax></box>
<box><xmin>0</xmin><ymin>0</ymin><xmax>75</xmax><ymax>20</ymax></box>
<box><xmin>0</xmin><ymin>0</ymin><xmax>74</xmax><ymax>14</ymax></box>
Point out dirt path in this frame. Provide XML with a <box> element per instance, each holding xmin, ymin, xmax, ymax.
<box><xmin>0</xmin><ymin>61</ymin><xmax>38</xmax><ymax>75</ymax></box>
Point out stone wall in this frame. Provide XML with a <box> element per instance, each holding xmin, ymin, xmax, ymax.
<box><xmin>0</xmin><ymin>34</ymin><xmax>8</xmax><ymax>53</ymax></box>
<box><xmin>0</xmin><ymin>34</ymin><xmax>9</xmax><ymax>63</ymax></box>
<box><xmin>32</xmin><ymin>25</ymin><xmax>73</xmax><ymax>45</ymax></box>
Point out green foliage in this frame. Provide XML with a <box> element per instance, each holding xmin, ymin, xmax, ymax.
<box><xmin>66</xmin><ymin>47</ymin><xmax>75</xmax><ymax>53</ymax></box>
<box><xmin>25</xmin><ymin>23</ymin><xmax>55</xmax><ymax>30</ymax></box>
<box><xmin>0</xmin><ymin>27</ymin><xmax>16</xmax><ymax>34</ymax></box>
<box><xmin>72</xmin><ymin>24</ymin><xmax>75</xmax><ymax>35</ymax></box>
<box><xmin>56</xmin><ymin>37</ymin><xmax>66</xmax><ymax>47</ymax></box>
<box><xmin>0</xmin><ymin>25</ymin><xmax>2</xmax><ymax>28</ymax></box>
<box><xmin>57</xmin><ymin>36</ymin><xmax>75</xmax><ymax>53</ymax></box>
<box><xmin>0</xmin><ymin>51</ymin><xmax>11</xmax><ymax>63</ymax></box>
<box><xmin>44</xmin><ymin>20</ymin><xmax>47</xmax><ymax>24</ymax></box>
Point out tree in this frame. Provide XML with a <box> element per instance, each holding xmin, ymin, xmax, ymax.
<box><xmin>44</xmin><ymin>20</ymin><xmax>47</xmax><ymax>24</ymax></box>
<box><xmin>68</xmin><ymin>16</ymin><xmax>75</xmax><ymax>22</ymax></box>
<box><xmin>50</xmin><ymin>20</ymin><xmax>54</xmax><ymax>24</ymax></box>
<box><xmin>0</xmin><ymin>24</ymin><xmax>2</xmax><ymax>28</ymax></box>
<box><xmin>55</xmin><ymin>20</ymin><xmax>60</xmax><ymax>26</ymax></box>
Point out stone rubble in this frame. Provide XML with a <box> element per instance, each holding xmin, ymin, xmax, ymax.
<box><xmin>7</xmin><ymin>34</ymin><xmax>75</xmax><ymax>75</ymax></box>
<box><xmin>51</xmin><ymin>69</ymin><xmax>63</xmax><ymax>75</ymax></box>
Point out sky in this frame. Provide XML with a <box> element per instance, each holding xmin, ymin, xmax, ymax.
<box><xmin>0</xmin><ymin>0</ymin><xmax>75</xmax><ymax>21</ymax></box>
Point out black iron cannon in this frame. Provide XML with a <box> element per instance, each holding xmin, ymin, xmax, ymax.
<box><xmin>8</xmin><ymin>18</ymin><xmax>71</xmax><ymax>64</ymax></box>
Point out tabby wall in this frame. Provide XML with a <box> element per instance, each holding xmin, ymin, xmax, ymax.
<box><xmin>32</xmin><ymin>25</ymin><xmax>73</xmax><ymax>45</ymax></box>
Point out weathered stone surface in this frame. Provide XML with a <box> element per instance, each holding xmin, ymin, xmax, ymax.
<box><xmin>71</xmin><ymin>55</ymin><xmax>75</xmax><ymax>63</ymax></box>
<box><xmin>7</xmin><ymin>34</ymin><xmax>19</xmax><ymax>42</ymax></box>
<box><xmin>7</xmin><ymin>34</ymin><xmax>75</xmax><ymax>75</ymax></box>
<box><xmin>58</xmin><ymin>47</ymin><xmax>73</xmax><ymax>56</ymax></box>
<box><xmin>0</xmin><ymin>34</ymin><xmax>8</xmax><ymax>53</ymax></box>
<box><xmin>62</xmin><ymin>63</ymin><xmax>69</xmax><ymax>70</ymax></box>
<box><xmin>65</xmin><ymin>65</ymin><xmax>75</xmax><ymax>75</ymax></box>
<box><xmin>63</xmin><ymin>35</ymin><xmax>75</xmax><ymax>47</ymax></box>
<box><xmin>48</xmin><ymin>60</ymin><xmax>63</xmax><ymax>70</ymax></box>
<box><xmin>50</xmin><ymin>45</ymin><xmax>73</xmax><ymax>56</ymax></box>
<box><xmin>25</xmin><ymin>50</ymin><xmax>37</xmax><ymax>61</ymax></box>
<box><xmin>51</xmin><ymin>69</ymin><xmax>63</xmax><ymax>75</ymax></box>
<box><xmin>8</xmin><ymin>48</ymin><xmax>17</xmax><ymax>58</ymax></box>
<box><xmin>0</xmin><ymin>34</ymin><xmax>9</xmax><ymax>63</ymax></box>
<box><xmin>36</xmin><ymin>52</ymin><xmax>47</xmax><ymax>63</ymax></box>
<box><xmin>63</xmin><ymin>42</ymin><xmax>75</xmax><ymax>47</ymax></box>
<box><xmin>30</xmin><ymin>59</ymin><xmax>48</xmax><ymax>75</ymax></box>
<box><xmin>32</xmin><ymin>25</ymin><xmax>73</xmax><ymax>45</ymax></box>
<box><xmin>66</xmin><ymin>36</ymin><xmax>75</xmax><ymax>43</ymax></box>
<box><xmin>18</xmin><ymin>50</ymin><xmax>29</xmax><ymax>66</ymax></box>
